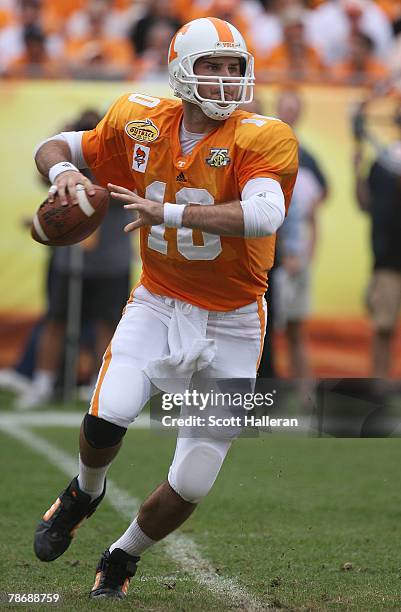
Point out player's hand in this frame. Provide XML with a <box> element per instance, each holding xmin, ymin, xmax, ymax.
<box><xmin>108</xmin><ymin>183</ymin><xmax>164</xmax><ymax>232</ymax></box>
<box><xmin>48</xmin><ymin>171</ymin><xmax>96</xmax><ymax>206</ymax></box>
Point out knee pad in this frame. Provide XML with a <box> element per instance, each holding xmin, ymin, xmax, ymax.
<box><xmin>83</xmin><ymin>413</ymin><xmax>127</xmax><ymax>449</ymax></box>
<box><xmin>168</xmin><ymin>442</ymin><xmax>227</xmax><ymax>503</ymax></box>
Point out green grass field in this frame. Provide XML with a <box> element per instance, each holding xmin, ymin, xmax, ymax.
<box><xmin>1</xmin><ymin>390</ymin><xmax>401</xmax><ymax>611</ymax></box>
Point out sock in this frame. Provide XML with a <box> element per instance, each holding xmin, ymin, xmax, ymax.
<box><xmin>109</xmin><ymin>517</ymin><xmax>156</xmax><ymax>556</ymax></box>
<box><xmin>78</xmin><ymin>455</ymin><xmax>110</xmax><ymax>501</ymax></box>
<box><xmin>33</xmin><ymin>370</ymin><xmax>56</xmax><ymax>395</ymax></box>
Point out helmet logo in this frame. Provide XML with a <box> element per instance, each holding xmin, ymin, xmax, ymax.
<box><xmin>125</xmin><ymin>119</ymin><xmax>159</xmax><ymax>142</ymax></box>
<box><xmin>206</xmin><ymin>148</ymin><xmax>231</xmax><ymax>168</ymax></box>
<box><xmin>215</xmin><ymin>41</ymin><xmax>240</xmax><ymax>48</ymax></box>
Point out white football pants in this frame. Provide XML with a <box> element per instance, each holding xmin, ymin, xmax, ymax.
<box><xmin>88</xmin><ymin>284</ymin><xmax>266</xmax><ymax>502</ymax></box>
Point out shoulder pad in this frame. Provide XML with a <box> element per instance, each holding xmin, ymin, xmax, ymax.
<box><xmin>235</xmin><ymin>113</ymin><xmax>296</xmax><ymax>151</ymax></box>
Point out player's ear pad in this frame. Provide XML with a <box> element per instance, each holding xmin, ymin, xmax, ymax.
<box><xmin>83</xmin><ymin>413</ymin><xmax>127</xmax><ymax>448</ymax></box>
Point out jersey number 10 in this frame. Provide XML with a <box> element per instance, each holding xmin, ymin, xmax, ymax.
<box><xmin>129</xmin><ymin>94</ymin><xmax>223</xmax><ymax>262</ymax></box>
<box><xmin>146</xmin><ymin>181</ymin><xmax>223</xmax><ymax>261</ymax></box>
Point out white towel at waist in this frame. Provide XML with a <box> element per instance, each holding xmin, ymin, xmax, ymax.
<box><xmin>144</xmin><ymin>297</ymin><xmax>216</xmax><ymax>393</ymax></box>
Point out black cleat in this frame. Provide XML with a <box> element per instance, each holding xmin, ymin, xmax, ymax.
<box><xmin>90</xmin><ymin>548</ymin><xmax>140</xmax><ymax>599</ymax></box>
<box><xmin>34</xmin><ymin>476</ymin><xmax>106</xmax><ymax>562</ymax></box>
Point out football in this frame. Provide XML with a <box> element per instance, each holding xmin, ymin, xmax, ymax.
<box><xmin>31</xmin><ymin>184</ymin><xmax>109</xmax><ymax>246</ymax></box>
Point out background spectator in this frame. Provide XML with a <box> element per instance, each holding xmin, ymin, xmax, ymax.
<box><xmin>331</xmin><ymin>30</ymin><xmax>389</xmax><ymax>86</ymax></box>
<box><xmin>0</xmin><ymin>0</ymin><xmax>63</xmax><ymax>75</ymax></box>
<box><xmin>354</xmin><ymin>105</ymin><xmax>401</xmax><ymax>378</ymax></box>
<box><xmin>133</xmin><ymin>19</ymin><xmax>176</xmax><ymax>82</ymax></box>
<box><xmin>246</xmin><ymin>0</ymin><xmax>283</xmax><ymax>60</ymax></box>
<box><xmin>5</xmin><ymin>23</ymin><xmax>64</xmax><ymax>78</ymax></box>
<box><xmin>273</xmin><ymin>89</ymin><xmax>328</xmax><ymax>379</ymax></box>
<box><xmin>0</xmin><ymin>109</ymin><xmax>134</xmax><ymax>409</ymax></box>
<box><xmin>65</xmin><ymin>0</ymin><xmax>135</xmax><ymax>80</ymax></box>
<box><xmin>256</xmin><ymin>6</ymin><xmax>325</xmax><ymax>83</ymax></box>
<box><xmin>66</xmin><ymin>0</ymin><xmax>131</xmax><ymax>41</ymax></box>
<box><xmin>0</xmin><ymin>0</ymin><xmax>15</xmax><ymax>28</ymax></box>
<box><xmin>14</xmin><ymin>198</ymin><xmax>132</xmax><ymax>409</ymax></box>
<box><xmin>128</xmin><ymin>0</ymin><xmax>181</xmax><ymax>58</ymax></box>
<box><xmin>376</xmin><ymin>0</ymin><xmax>401</xmax><ymax>35</ymax></box>
<box><xmin>308</xmin><ymin>0</ymin><xmax>393</xmax><ymax>65</ymax></box>
<box><xmin>1</xmin><ymin>0</ymin><xmax>398</xmax><ymax>84</ymax></box>
<box><xmin>41</xmin><ymin>0</ymin><xmax>88</xmax><ymax>36</ymax></box>
<box><xmin>388</xmin><ymin>31</ymin><xmax>401</xmax><ymax>79</ymax></box>
<box><xmin>195</xmin><ymin>0</ymin><xmax>253</xmax><ymax>43</ymax></box>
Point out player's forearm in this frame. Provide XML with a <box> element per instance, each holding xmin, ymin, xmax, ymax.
<box><xmin>115</xmin><ymin>183</ymin><xmax>285</xmax><ymax>237</ymax></box>
<box><xmin>181</xmin><ymin>189</ymin><xmax>284</xmax><ymax>238</ymax></box>
<box><xmin>182</xmin><ymin>201</ymin><xmax>245</xmax><ymax>236</ymax></box>
<box><xmin>35</xmin><ymin>140</ymin><xmax>72</xmax><ymax>179</ymax></box>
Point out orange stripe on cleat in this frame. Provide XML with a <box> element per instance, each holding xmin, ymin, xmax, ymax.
<box><xmin>92</xmin><ymin>572</ymin><xmax>102</xmax><ymax>591</ymax></box>
<box><xmin>207</xmin><ymin>17</ymin><xmax>234</xmax><ymax>43</ymax></box>
<box><xmin>43</xmin><ymin>498</ymin><xmax>61</xmax><ymax>521</ymax></box>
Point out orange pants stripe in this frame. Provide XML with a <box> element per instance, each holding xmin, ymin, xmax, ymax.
<box><xmin>90</xmin><ymin>343</ymin><xmax>112</xmax><ymax>417</ymax></box>
<box><xmin>256</xmin><ymin>295</ymin><xmax>266</xmax><ymax>371</ymax></box>
<box><xmin>90</xmin><ymin>284</ymin><xmax>141</xmax><ymax>417</ymax></box>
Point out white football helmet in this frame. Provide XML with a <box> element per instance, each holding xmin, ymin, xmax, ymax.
<box><xmin>168</xmin><ymin>17</ymin><xmax>255</xmax><ymax>120</ymax></box>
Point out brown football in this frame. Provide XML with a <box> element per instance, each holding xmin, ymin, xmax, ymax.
<box><xmin>31</xmin><ymin>184</ymin><xmax>109</xmax><ymax>246</ymax></box>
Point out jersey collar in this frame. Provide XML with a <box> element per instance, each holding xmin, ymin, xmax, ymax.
<box><xmin>171</xmin><ymin>106</ymin><xmax>221</xmax><ymax>171</ymax></box>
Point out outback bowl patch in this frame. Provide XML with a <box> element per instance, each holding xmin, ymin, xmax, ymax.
<box><xmin>125</xmin><ymin>119</ymin><xmax>159</xmax><ymax>142</ymax></box>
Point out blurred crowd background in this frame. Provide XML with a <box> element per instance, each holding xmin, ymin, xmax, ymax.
<box><xmin>0</xmin><ymin>0</ymin><xmax>401</xmax><ymax>408</ymax></box>
<box><xmin>1</xmin><ymin>0</ymin><xmax>401</xmax><ymax>85</ymax></box>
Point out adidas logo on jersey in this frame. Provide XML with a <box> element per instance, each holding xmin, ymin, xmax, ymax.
<box><xmin>176</xmin><ymin>172</ymin><xmax>187</xmax><ymax>182</ymax></box>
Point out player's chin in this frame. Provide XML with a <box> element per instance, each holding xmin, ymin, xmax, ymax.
<box><xmin>216</xmin><ymin>101</ymin><xmax>238</xmax><ymax>109</ymax></box>
<box><xmin>209</xmin><ymin>98</ymin><xmax>235</xmax><ymax>108</ymax></box>
<box><xmin>218</xmin><ymin>96</ymin><xmax>239</xmax><ymax>106</ymax></box>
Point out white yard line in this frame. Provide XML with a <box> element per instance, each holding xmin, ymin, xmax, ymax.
<box><xmin>163</xmin><ymin>534</ymin><xmax>266</xmax><ymax>609</ymax></box>
<box><xmin>0</xmin><ymin>410</ymin><xmax>149</xmax><ymax>428</ymax></box>
<box><xmin>0</xmin><ymin>415</ymin><xmax>267</xmax><ymax>611</ymax></box>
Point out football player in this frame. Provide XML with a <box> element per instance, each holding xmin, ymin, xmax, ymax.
<box><xmin>33</xmin><ymin>17</ymin><xmax>298</xmax><ymax>599</ymax></box>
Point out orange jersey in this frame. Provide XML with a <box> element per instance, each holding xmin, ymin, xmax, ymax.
<box><xmin>82</xmin><ymin>93</ymin><xmax>298</xmax><ymax>311</ymax></box>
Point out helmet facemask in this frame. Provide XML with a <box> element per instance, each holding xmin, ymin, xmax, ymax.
<box><xmin>170</xmin><ymin>49</ymin><xmax>255</xmax><ymax>120</ymax></box>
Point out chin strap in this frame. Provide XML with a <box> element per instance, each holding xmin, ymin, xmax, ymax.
<box><xmin>200</xmin><ymin>100</ymin><xmax>238</xmax><ymax>120</ymax></box>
